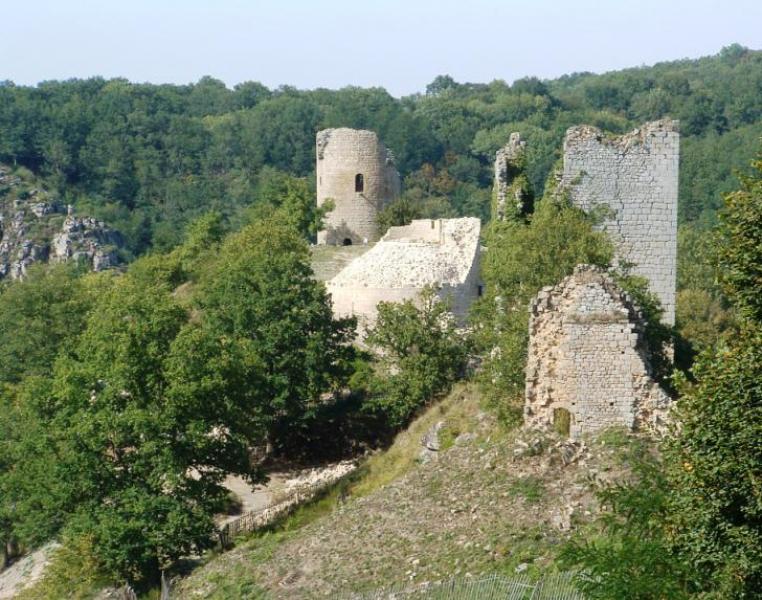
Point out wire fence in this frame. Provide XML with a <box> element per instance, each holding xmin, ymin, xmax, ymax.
<box><xmin>336</xmin><ymin>572</ymin><xmax>585</xmax><ymax>600</ymax></box>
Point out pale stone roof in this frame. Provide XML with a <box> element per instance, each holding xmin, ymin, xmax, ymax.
<box><xmin>328</xmin><ymin>218</ymin><xmax>481</xmax><ymax>289</ymax></box>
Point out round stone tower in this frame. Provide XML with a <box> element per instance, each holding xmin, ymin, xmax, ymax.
<box><xmin>316</xmin><ymin>128</ymin><xmax>400</xmax><ymax>245</ymax></box>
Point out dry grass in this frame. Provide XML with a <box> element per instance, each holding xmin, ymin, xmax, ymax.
<box><xmin>309</xmin><ymin>245</ymin><xmax>371</xmax><ymax>282</ymax></box>
<box><xmin>349</xmin><ymin>383</ymin><xmax>482</xmax><ymax>498</ymax></box>
<box><xmin>174</xmin><ymin>383</ymin><xmax>647</xmax><ymax>599</ymax></box>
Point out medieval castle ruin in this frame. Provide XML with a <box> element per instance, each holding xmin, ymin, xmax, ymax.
<box><xmin>327</xmin><ymin>217</ymin><xmax>482</xmax><ymax>333</ymax></box>
<box><xmin>523</xmin><ymin>120</ymin><xmax>678</xmax><ymax>436</ymax></box>
<box><xmin>560</xmin><ymin>119</ymin><xmax>679</xmax><ymax>325</ymax></box>
<box><xmin>316</xmin><ymin>128</ymin><xmax>400</xmax><ymax>245</ymax></box>
<box><xmin>320</xmin><ymin>121</ymin><xmax>677</xmax><ymax>436</ymax></box>
<box><xmin>493</xmin><ymin>132</ymin><xmax>533</xmax><ymax>220</ymax></box>
<box><xmin>524</xmin><ymin>265</ymin><xmax>671</xmax><ymax>437</ymax></box>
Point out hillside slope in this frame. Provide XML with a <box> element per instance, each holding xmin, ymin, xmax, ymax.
<box><xmin>176</xmin><ymin>384</ymin><xmax>647</xmax><ymax>599</ymax></box>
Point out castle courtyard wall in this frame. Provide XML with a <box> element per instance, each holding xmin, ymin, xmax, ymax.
<box><xmin>327</xmin><ymin>218</ymin><xmax>482</xmax><ymax>336</ymax></box>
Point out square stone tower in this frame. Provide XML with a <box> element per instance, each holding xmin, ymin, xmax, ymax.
<box><xmin>316</xmin><ymin>128</ymin><xmax>400</xmax><ymax>245</ymax></box>
<box><xmin>560</xmin><ymin>120</ymin><xmax>679</xmax><ymax>325</ymax></box>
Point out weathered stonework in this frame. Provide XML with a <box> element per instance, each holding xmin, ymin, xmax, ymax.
<box><xmin>493</xmin><ymin>133</ymin><xmax>532</xmax><ymax>220</ymax></box>
<box><xmin>560</xmin><ymin>120</ymin><xmax>679</xmax><ymax>324</ymax></box>
<box><xmin>316</xmin><ymin>128</ymin><xmax>400</xmax><ymax>245</ymax></box>
<box><xmin>525</xmin><ymin>265</ymin><xmax>671</xmax><ymax>438</ymax></box>
<box><xmin>327</xmin><ymin>218</ymin><xmax>482</xmax><ymax>336</ymax></box>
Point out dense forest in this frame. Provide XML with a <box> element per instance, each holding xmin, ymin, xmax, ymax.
<box><xmin>1</xmin><ymin>44</ymin><xmax>760</xmax><ymax>255</ymax></box>
<box><xmin>1</xmin><ymin>45</ymin><xmax>761</xmax><ymax>596</ymax></box>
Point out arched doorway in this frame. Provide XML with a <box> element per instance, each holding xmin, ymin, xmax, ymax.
<box><xmin>342</xmin><ymin>238</ymin><xmax>353</xmax><ymax>246</ymax></box>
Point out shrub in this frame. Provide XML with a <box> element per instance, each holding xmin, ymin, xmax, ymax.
<box><xmin>363</xmin><ymin>287</ymin><xmax>470</xmax><ymax>428</ymax></box>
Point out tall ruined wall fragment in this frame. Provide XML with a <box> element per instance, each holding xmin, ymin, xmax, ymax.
<box><xmin>493</xmin><ymin>133</ymin><xmax>532</xmax><ymax>221</ymax></box>
<box><xmin>316</xmin><ymin>128</ymin><xmax>400</xmax><ymax>245</ymax></box>
<box><xmin>525</xmin><ymin>265</ymin><xmax>671</xmax><ymax>438</ymax></box>
<box><xmin>327</xmin><ymin>217</ymin><xmax>482</xmax><ymax>337</ymax></box>
<box><xmin>560</xmin><ymin>120</ymin><xmax>678</xmax><ymax>324</ymax></box>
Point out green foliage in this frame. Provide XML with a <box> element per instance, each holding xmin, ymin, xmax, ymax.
<box><xmin>718</xmin><ymin>157</ymin><xmax>762</xmax><ymax>323</ymax></box>
<box><xmin>664</xmin><ymin>327</ymin><xmax>762</xmax><ymax>597</ymax></box>
<box><xmin>195</xmin><ymin>217</ymin><xmax>357</xmax><ymax>451</ymax></box>
<box><xmin>0</xmin><ymin>263</ymin><xmax>100</xmax><ymax>385</ymax></box>
<box><xmin>363</xmin><ymin>288</ymin><xmax>470</xmax><ymax>428</ymax></box>
<box><xmin>243</xmin><ymin>168</ymin><xmax>331</xmax><ymax>240</ymax></box>
<box><xmin>474</xmin><ymin>196</ymin><xmax>614</xmax><ymax>417</ymax></box>
<box><xmin>674</xmin><ymin>220</ymin><xmax>736</xmax><ymax>369</ymax></box>
<box><xmin>612</xmin><ymin>273</ymin><xmax>674</xmax><ymax>386</ymax></box>
<box><xmin>563</xmin><ymin>149</ymin><xmax>762</xmax><ymax>599</ymax></box>
<box><xmin>24</xmin><ymin>271</ymin><xmax>266</xmax><ymax>580</ymax></box>
<box><xmin>377</xmin><ymin>196</ymin><xmax>424</xmax><ymax>232</ymax></box>
<box><xmin>664</xmin><ymin>166</ymin><xmax>762</xmax><ymax>591</ymax></box>
<box><xmin>1</xmin><ymin>47</ymin><xmax>758</xmax><ymax>254</ymax></box>
<box><xmin>14</xmin><ymin>536</ymin><xmax>110</xmax><ymax>600</ymax></box>
<box><xmin>561</xmin><ymin>456</ymin><xmax>693</xmax><ymax>599</ymax></box>
<box><xmin>0</xmin><ymin>215</ymin><xmax>358</xmax><ymax>583</ymax></box>
<box><xmin>174</xmin><ymin>211</ymin><xmax>226</xmax><ymax>276</ymax></box>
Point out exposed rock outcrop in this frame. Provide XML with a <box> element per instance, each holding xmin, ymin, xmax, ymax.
<box><xmin>51</xmin><ymin>209</ymin><xmax>122</xmax><ymax>272</ymax></box>
<box><xmin>0</xmin><ymin>166</ymin><xmax>123</xmax><ymax>279</ymax></box>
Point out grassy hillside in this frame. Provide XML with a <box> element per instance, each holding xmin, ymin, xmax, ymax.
<box><xmin>174</xmin><ymin>384</ymin><xmax>650</xmax><ymax>599</ymax></box>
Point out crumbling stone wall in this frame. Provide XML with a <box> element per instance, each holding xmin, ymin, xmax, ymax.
<box><xmin>493</xmin><ymin>132</ymin><xmax>533</xmax><ymax>220</ymax></box>
<box><xmin>525</xmin><ymin>265</ymin><xmax>671</xmax><ymax>437</ymax></box>
<box><xmin>327</xmin><ymin>218</ymin><xmax>482</xmax><ymax>336</ymax></box>
<box><xmin>560</xmin><ymin>120</ymin><xmax>679</xmax><ymax>324</ymax></box>
<box><xmin>316</xmin><ymin>128</ymin><xmax>400</xmax><ymax>245</ymax></box>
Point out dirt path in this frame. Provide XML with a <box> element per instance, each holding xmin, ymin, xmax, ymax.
<box><xmin>219</xmin><ymin>461</ymin><xmax>357</xmax><ymax>527</ymax></box>
<box><xmin>0</xmin><ymin>542</ymin><xmax>60</xmax><ymax>599</ymax></box>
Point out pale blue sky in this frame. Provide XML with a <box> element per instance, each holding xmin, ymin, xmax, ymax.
<box><xmin>2</xmin><ymin>0</ymin><xmax>760</xmax><ymax>96</ymax></box>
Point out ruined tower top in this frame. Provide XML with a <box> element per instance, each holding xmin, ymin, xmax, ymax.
<box><xmin>316</xmin><ymin>128</ymin><xmax>400</xmax><ymax>246</ymax></box>
<box><xmin>493</xmin><ymin>132</ymin><xmax>533</xmax><ymax>221</ymax></box>
<box><xmin>560</xmin><ymin>119</ymin><xmax>679</xmax><ymax>324</ymax></box>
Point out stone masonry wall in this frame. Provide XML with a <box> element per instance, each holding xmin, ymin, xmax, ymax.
<box><xmin>327</xmin><ymin>218</ymin><xmax>482</xmax><ymax>337</ymax></box>
<box><xmin>560</xmin><ymin>120</ymin><xmax>679</xmax><ymax>324</ymax></box>
<box><xmin>316</xmin><ymin>128</ymin><xmax>400</xmax><ymax>245</ymax></box>
<box><xmin>525</xmin><ymin>265</ymin><xmax>671</xmax><ymax>438</ymax></box>
<box><xmin>493</xmin><ymin>132</ymin><xmax>532</xmax><ymax>220</ymax></box>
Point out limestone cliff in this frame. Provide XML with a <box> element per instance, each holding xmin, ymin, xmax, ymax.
<box><xmin>0</xmin><ymin>165</ymin><xmax>123</xmax><ymax>279</ymax></box>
